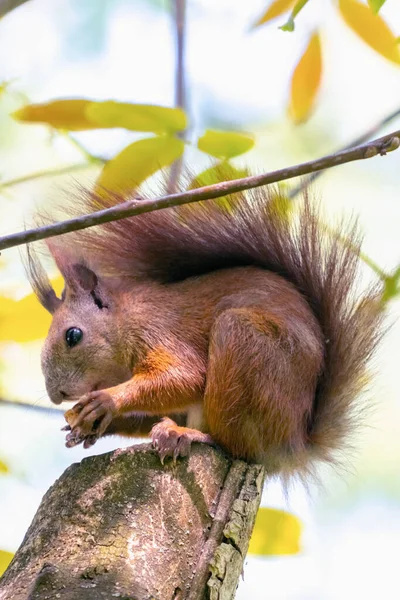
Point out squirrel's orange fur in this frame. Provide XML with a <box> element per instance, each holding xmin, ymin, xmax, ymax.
<box><xmin>27</xmin><ymin>181</ymin><xmax>383</xmax><ymax>477</ymax></box>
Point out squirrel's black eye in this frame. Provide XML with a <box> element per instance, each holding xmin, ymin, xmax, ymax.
<box><xmin>65</xmin><ymin>327</ymin><xmax>83</xmax><ymax>348</ymax></box>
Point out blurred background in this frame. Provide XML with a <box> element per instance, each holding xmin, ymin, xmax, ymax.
<box><xmin>1</xmin><ymin>0</ymin><xmax>400</xmax><ymax>597</ymax></box>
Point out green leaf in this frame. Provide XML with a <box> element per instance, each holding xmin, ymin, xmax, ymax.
<box><xmin>382</xmin><ymin>265</ymin><xmax>400</xmax><ymax>303</ymax></box>
<box><xmin>368</xmin><ymin>0</ymin><xmax>386</xmax><ymax>14</ymax></box>
<box><xmin>86</xmin><ymin>102</ymin><xmax>187</xmax><ymax>134</ymax></box>
<box><xmin>0</xmin><ymin>459</ymin><xmax>9</xmax><ymax>474</ymax></box>
<box><xmin>95</xmin><ymin>135</ymin><xmax>184</xmax><ymax>196</ymax></box>
<box><xmin>280</xmin><ymin>17</ymin><xmax>295</xmax><ymax>31</ymax></box>
<box><xmin>279</xmin><ymin>0</ymin><xmax>310</xmax><ymax>32</ymax></box>
<box><xmin>197</xmin><ymin>130</ymin><xmax>254</xmax><ymax>160</ymax></box>
<box><xmin>0</xmin><ymin>550</ymin><xmax>13</xmax><ymax>576</ymax></box>
<box><xmin>248</xmin><ymin>507</ymin><xmax>302</xmax><ymax>555</ymax></box>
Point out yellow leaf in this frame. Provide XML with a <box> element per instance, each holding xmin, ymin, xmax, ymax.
<box><xmin>0</xmin><ymin>550</ymin><xmax>13</xmax><ymax>577</ymax></box>
<box><xmin>252</xmin><ymin>0</ymin><xmax>297</xmax><ymax>28</ymax></box>
<box><xmin>197</xmin><ymin>130</ymin><xmax>254</xmax><ymax>159</ymax></box>
<box><xmin>248</xmin><ymin>507</ymin><xmax>302</xmax><ymax>555</ymax></box>
<box><xmin>96</xmin><ymin>136</ymin><xmax>184</xmax><ymax>196</ymax></box>
<box><xmin>190</xmin><ymin>163</ymin><xmax>248</xmax><ymax>188</ymax></box>
<box><xmin>0</xmin><ymin>80</ymin><xmax>13</xmax><ymax>97</ymax></box>
<box><xmin>86</xmin><ymin>102</ymin><xmax>187</xmax><ymax>134</ymax></box>
<box><xmin>0</xmin><ymin>277</ymin><xmax>62</xmax><ymax>343</ymax></box>
<box><xmin>268</xmin><ymin>191</ymin><xmax>294</xmax><ymax>222</ymax></box>
<box><xmin>189</xmin><ymin>163</ymin><xmax>248</xmax><ymax>213</ymax></box>
<box><xmin>13</xmin><ymin>100</ymin><xmax>187</xmax><ymax>133</ymax></box>
<box><xmin>13</xmin><ymin>99</ymin><xmax>95</xmax><ymax>131</ymax></box>
<box><xmin>288</xmin><ymin>31</ymin><xmax>322</xmax><ymax>124</ymax></box>
<box><xmin>339</xmin><ymin>0</ymin><xmax>400</xmax><ymax>65</ymax></box>
<box><xmin>0</xmin><ymin>459</ymin><xmax>9</xmax><ymax>474</ymax></box>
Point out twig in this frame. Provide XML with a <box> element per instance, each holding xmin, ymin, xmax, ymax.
<box><xmin>0</xmin><ymin>129</ymin><xmax>399</xmax><ymax>252</ymax></box>
<box><xmin>61</xmin><ymin>132</ymin><xmax>105</xmax><ymax>164</ymax></box>
<box><xmin>0</xmin><ymin>397</ymin><xmax>63</xmax><ymax>413</ymax></box>
<box><xmin>0</xmin><ymin>162</ymin><xmax>99</xmax><ymax>189</ymax></box>
<box><xmin>289</xmin><ymin>105</ymin><xmax>400</xmax><ymax>199</ymax></box>
<box><xmin>0</xmin><ymin>0</ymin><xmax>31</xmax><ymax>18</ymax></box>
<box><xmin>167</xmin><ymin>0</ymin><xmax>187</xmax><ymax>194</ymax></box>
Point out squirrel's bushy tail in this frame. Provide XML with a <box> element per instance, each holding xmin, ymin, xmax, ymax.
<box><xmin>59</xmin><ymin>182</ymin><xmax>384</xmax><ymax>469</ymax></box>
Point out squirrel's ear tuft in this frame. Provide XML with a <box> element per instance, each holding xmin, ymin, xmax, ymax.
<box><xmin>46</xmin><ymin>239</ymin><xmax>98</xmax><ymax>294</ymax></box>
<box><xmin>24</xmin><ymin>245</ymin><xmax>61</xmax><ymax>314</ymax></box>
<box><xmin>42</xmin><ymin>288</ymin><xmax>62</xmax><ymax>314</ymax></box>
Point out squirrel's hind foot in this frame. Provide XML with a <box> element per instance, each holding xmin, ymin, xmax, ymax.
<box><xmin>151</xmin><ymin>417</ymin><xmax>215</xmax><ymax>464</ymax></box>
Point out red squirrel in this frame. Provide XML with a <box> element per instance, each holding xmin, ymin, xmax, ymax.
<box><xmin>26</xmin><ymin>182</ymin><xmax>383</xmax><ymax>477</ymax></box>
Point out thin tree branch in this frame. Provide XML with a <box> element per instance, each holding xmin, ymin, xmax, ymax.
<box><xmin>173</xmin><ymin>0</ymin><xmax>186</xmax><ymax>122</ymax></box>
<box><xmin>0</xmin><ymin>397</ymin><xmax>63</xmax><ymax>413</ymax></box>
<box><xmin>0</xmin><ymin>162</ymin><xmax>99</xmax><ymax>189</ymax></box>
<box><xmin>167</xmin><ymin>0</ymin><xmax>187</xmax><ymax>194</ymax></box>
<box><xmin>0</xmin><ymin>0</ymin><xmax>31</xmax><ymax>18</ymax></box>
<box><xmin>289</xmin><ymin>105</ymin><xmax>400</xmax><ymax>199</ymax></box>
<box><xmin>0</xmin><ymin>129</ymin><xmax>399</xmax><ymax>252</ymax></box>
<box><xmin>61</xmin><ymin>132</ymin><xmax>106</xmax><ymax>165</ymax></box>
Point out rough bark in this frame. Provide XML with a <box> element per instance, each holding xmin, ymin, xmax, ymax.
<box><xmin>0</xmin><ymin>443</ymin><xmax>265</xmax><ymax>600</ymax></box>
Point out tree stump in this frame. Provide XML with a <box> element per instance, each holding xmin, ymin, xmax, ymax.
<box><xmin>0</xmin><ymin>443</ymin><xmax>264</xmax><ymax>600</ymax></box>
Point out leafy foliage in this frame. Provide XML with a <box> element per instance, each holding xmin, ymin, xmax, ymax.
<box><xmin>0</xmin><ymin>551</ymin><xmax>13</xmax><ymax>577</ymax></box>
<box><xmin>189</xmin><ymin>163</ymin><xmax>248</xmax><ymax>212</ymax></box>
<box><xmin>13</xmin><ymin>99</ymin><xmax>96</xmax><ymax>131</ymax></box>
<box><xmin>0</xmin><ymin>277</ymin><xmax>63</xmax><ymax>342</ymax></box>
<box><xmin>367</xmin><ymin>0</ymin><xmax>387</xmax><ymax>15</ymax></box>
<box><xmin>382</xmin><ymin>266</ymin><xmax>400</xmax><ymax>303</ymax></box>
<box><xmin>0</xmin><ymin>463</ymin><xmax>12</xmax><ymax>576</ymax></box>
<box><xmin>189</xmin><ymin>163</ymin><xmax>248</xmax><ymax>188</ymax></box>
<box><xmin>252</xmin><ymin>0</ymin><xmax>297</xmax><ymax>28</ymax></box>
<box><xmin>86</xmin><ymin>101</ymin><xmax>187</xmax><ymax>134</ymax></box>
<box><xmin>248</xmin><ymin>507</ymin><xmax>302</xmax><ymax>555</ymax></box>
<box><xmin>14</xmin><ymin>100</ymin><xmax>187</xmax><ymax>134</ymax></box>
<box><xmin>197</xmin><ymin>130</ymin><xmax>254</xmax><ymax>159</ymax></box>
<box><xmin>279</xmin><ymin>0</ymin><xmax>311</xmax><ymax>32</ymax></box>
<box><xmin>96</xmin><ymin>136</ymin><xmax>184</xmax><ymax>195</ymax></box>
<box><xmin>288</xmin><ymin>31</ymin><xmax>322</xmax><ymax>123</ymax></box>
<box><xmin>339</xmin><ymin>0</ymin><xmax>400</xmax><ymax>65</ymax></box>
<box><xmin>253</xmin><ymin>0</ymin><xmax>400</xmax><ymax>123</ymax></box>
<box><xmin>0</xmin><ymin>460</ymin><xmax>9</xmax><ymax>474</ymax></box>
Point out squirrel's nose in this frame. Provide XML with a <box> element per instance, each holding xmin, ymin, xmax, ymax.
<box><xmin>59</xmin><ymin>390</ymin><xmax>69</xmax><ymax>400</ymax></box>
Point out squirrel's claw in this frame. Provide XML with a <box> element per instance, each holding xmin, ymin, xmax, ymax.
<box><xmin>83</xmin><ymin>434</ymin><xmax>99</xmax><ymax>449</ymax></box>
<box><xmin>65</xmin><ymin>428</ymin><xmax>86</xmax><ymax>448</ymax></box>
<box><xmin>151</xmin><ymin>417</ymin><xmax>215</xmax><ymax>464</ymax></box>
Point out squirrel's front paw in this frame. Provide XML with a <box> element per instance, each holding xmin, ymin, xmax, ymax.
<box><xmin>63</xmin><ymin>390</ymin><xmax>117</xmax><ymax>446</ymax></box>
<box><xmin>151</xmin><ymin>417</ymin><xmax>215</xmax><ymax>464</ymax></box>
<box><xmin>62</xmin><ymin>425</ymin><xmax>98</xmax><ymax>449</ymax></box>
